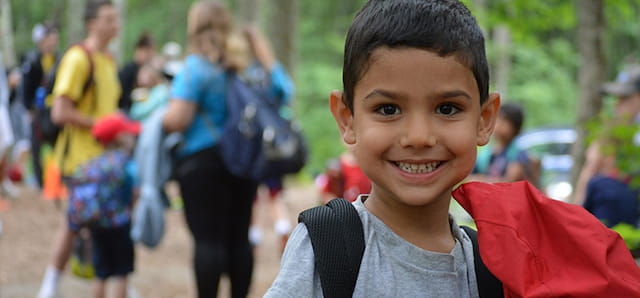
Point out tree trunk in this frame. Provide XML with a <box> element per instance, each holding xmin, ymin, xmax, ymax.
<box><xmin>110</xmin><ymin>0</ymin><xmax>125</xmax><ymax>62</ymax></box>
<box><xmin>570</xmin><ymin>0</ymin><xmax>605</xmax><ymax>190</ymax></box>
<box><xmin>237</xmin><ymin>0</ymin><xmax>260</xmax><ymax>25</ymax></box>
<box><xmin>66</xmin><ymin>0</ymin><xmax>85</xmax><ymax>44</ymax></box>
<box><xmin>493</xmin><ymin>25</ymin><xmax>511</xmax><ymax>98</ymax></box>
<box><xmin>0</xmin><ymin>0</ymin><xmax>17</xmax><ymax>67</ymax></box>
<box><xmin>268</xmin><ymin>0</ymin><xmax>298</xmax><ymax>75</ymax></box>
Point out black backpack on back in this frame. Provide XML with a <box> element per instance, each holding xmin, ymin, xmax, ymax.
<box><xmin>36</xmin><ymin>44</ymin><xmax>94</xmax><ymax>145</ymax></box>
<box><xmin>298</xmin><ymin>198</ymin><xmax>504</xmax><ymax>298</ymax></box>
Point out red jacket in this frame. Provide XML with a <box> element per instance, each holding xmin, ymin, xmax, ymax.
<box><xmin>453</xmin><ymin>181</ymin><xmax>640</xmax><ymax>297</ymax></box>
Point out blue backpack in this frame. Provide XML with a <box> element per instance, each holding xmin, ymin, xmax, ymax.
<box><xmin>217</xmin><ymin>73</ymin><xmax>308</xmax><ymax>181</ymax></box>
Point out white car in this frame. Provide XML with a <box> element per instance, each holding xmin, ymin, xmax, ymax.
<box><xmin>514</xmin><ymin>127</ymin><xmax>577</xmax><ymax>202</ymax></box>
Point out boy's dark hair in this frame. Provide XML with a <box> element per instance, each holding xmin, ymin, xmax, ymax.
<box><xmin>135</xmin><ymin>31</ymin><xmax>154</xmax><ymax>49</ymax></box>
<box><xmin>342</xmin><ymin>0</ymin><xmax>489</xmax><ymax>111</ymax></box>
<box><xmin>499</xmin><ymin>102</ymin><xmax>524</xmax><ymax>136</ymax></box>
<box><xmin>84</xmin><ymin>0</ymin><xmax>113</xmax><ymax>24</ymax></box>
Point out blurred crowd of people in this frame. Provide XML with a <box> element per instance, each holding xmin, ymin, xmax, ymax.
<box><xmin>0</xmin><ymin>0</ymin><xmax>301</xmax><ymax>297</ymax></box>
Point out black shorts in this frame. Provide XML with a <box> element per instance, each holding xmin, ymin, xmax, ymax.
<box><xmin>90</xmin><ymin>224</ymin><xmax>134</xmax><ymax>279</ymax></box>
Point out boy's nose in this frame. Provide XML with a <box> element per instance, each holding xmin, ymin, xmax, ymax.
<box><xmin>399</xmin><ymin>116</ymin><xmax>438</xmax><ymax>149</ymax></box>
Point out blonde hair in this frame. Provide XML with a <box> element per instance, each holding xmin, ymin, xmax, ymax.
<box><xmin>187</xmin><ymin>0</ymin><xmax>232</xmax><ymax>62</ymax></box>
<box><xmin>225</xmin><ymin>31</ymin><xmax>251</xmax><ymax>72</ymax></box>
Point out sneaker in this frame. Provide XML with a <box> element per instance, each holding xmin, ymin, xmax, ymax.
<box><xmin>37</xmin><ymin>284</ymin><xmax>59</xmax><ymax>298</ymax></box>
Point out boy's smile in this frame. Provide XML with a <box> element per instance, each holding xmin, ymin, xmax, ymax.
<box><xmin>331</xmin><ymin>47</ymin><xmax>499</xmax><ymax>217</ymax></box>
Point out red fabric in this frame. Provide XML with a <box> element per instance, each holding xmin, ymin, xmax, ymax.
<box><xmin>319</xmin><ymin>159</ymin><xmax>371</xmax><ymax>202</ymax></box>
<box><xmin>92</xmin><ymin>113</ymin><xmax>141</xmax><ymax>145</ymax></box>
<box><xmin>340</xmin><ymin>160</ymin><xmax>371</xmax><ymax>202</ymax></box>
<box><xmin>452</xmin><ymin>181</ymin><xmax>640</xmax><ymax>298</ymax></box>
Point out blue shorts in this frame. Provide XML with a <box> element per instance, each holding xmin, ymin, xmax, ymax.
<box><xmin>90</xmin><ymin>224</ymin><xmax>134</xmax><ymax>279</ymax></box>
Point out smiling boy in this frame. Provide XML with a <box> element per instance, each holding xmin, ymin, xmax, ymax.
<box><xmin>266</xmin><ymin>0</ymin><xmax>640</xmax><ymax>297</ymax></box>
<box><xmin>266</xmin><ymin>1</ymin><xmax>499</xmax><ymax>297</ymax></box>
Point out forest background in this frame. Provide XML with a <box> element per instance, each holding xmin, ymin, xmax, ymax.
<box><xmin>1</xmin><ymin>0</ymin><xmax>639</xmax><ymax>183</ymax></box>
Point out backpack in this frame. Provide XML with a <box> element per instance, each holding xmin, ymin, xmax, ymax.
<box><xmin>67</xmin><ymin>150</ymin><xmax>133</xmax><ymax>228</ymax></box>
<box><xmin>217</xmin><ymin>73</ymin><xmax>308</xmax><ymax>181</ymax></box>
<box><xmin>298</xmin><ymin>198</ymin><xmax>504</xmax><ymax>298</ymax></box>
<box><xmin>35</xmin><ymin>44</ymin><xmax>94</xmax><ymax>145</ymax></box>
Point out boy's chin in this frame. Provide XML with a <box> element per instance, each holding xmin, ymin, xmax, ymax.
<box><xmin>386</xmin><ymin>187</ymin><xmax>454</xmax><ymax>208</ymax></box>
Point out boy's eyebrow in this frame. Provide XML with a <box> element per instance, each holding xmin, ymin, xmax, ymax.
<box><xmin>364</xmin><ymin>89</ymin><xmax>402</xmax><ymax>100</ymax></box>
<box><xmin>364</xmin><ymin>89</ymin><xmax>473</xmax><ymax>101</ymax></box>
<box><xmin>441</xmin><ymin>90</ymin><xmax>472</xmax><ymax>101</ymax></box>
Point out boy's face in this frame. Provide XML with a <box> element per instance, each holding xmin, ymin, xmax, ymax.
<box><xmin>330</xmin><ymin>47</ymin><xmax>499</xmax><ymax>208</ymax></box>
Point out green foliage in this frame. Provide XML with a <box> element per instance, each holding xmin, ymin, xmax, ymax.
<box><xmin>295</xmin><ymin>62</ymin><xmax>344</xmax><ymax>175</ymax></box>
<box><xmin>506</xmin><ymin>38</ymin><xmax>578</xmax><ymax>127</ymax></box>
<box><xmin>612</xmin><ymin>223</ymin><xmax>640</xmax><ymax>250</ymax></box>
<box><xmin>293</xmin><ymin>0</ymin><xmax>364</xmax><ymax>175</ymax></box>
<box><xmin>586</xmin><ymin>110</ymin><xmax>640</xmax><ymax>188</ymax></box>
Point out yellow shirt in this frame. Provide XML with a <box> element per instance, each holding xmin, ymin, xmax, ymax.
<box><xmin>41</xmin><ymin>53</ymin><xmax>55</xmax><ymax>73</ymax></box>
<box><xmin>52</xmin><ymin>45</ymin><xmax>121</xmax><ymax>176</ymax></box>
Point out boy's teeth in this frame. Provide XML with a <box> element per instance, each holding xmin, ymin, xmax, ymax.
<box><xmin>396</xmin><ymin>161</ymin><xmax>441</xmax><ymax>174</ymax></box>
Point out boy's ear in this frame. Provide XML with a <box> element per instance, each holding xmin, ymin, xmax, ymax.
<box><xmin>329</xmin><ymin>90</ymin><xmax>356</xmax><ymax>145</ymax></box>
<box><xmin>477</xmin><ymin>92</ymin><xmax>501</xmax><ymax>146</ymax></box>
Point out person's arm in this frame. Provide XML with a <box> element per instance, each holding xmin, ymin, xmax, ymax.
<box><xmin>244</xmin><ymin>26</ymin><xmax>276</xmax><ymax>71</ymax></box>
<box><xmin>162</xmin><ymin>57</ymin><xmax>198</xmax><ymax>133</ymax></box>
<box><xmin>572</xmin><ymin>141</ymin><xmax>603</xmax><ymax>205</ymax></box>
<box><xmin>49</xmin><ymin>47</ymin><xmax>94</xmax><ymax>128</ymax></box>
<box><xmin>162</xmin><ymin>99</ymin><xmax>196</xmax><ymax>132</ymax></box>
<box><xmin>502</xmin><ymin>162</ymin><xmax>526</xmax><ymax>182</ymax></box>
<box><xmin>50</xmin><ymin>96</ymin><xmax>94</xmax><ymax>128</ymax></box>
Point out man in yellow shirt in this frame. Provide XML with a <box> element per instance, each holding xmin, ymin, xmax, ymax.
<box><xmin>38</xmin><ymin>1</ymin><xmax>121</xmax><ymax>297</ymax></box>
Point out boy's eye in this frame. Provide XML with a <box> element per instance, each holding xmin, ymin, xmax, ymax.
<box><xmin>436</xmin><ymin>103</ymin><xmax>460</xmax><ymax>116</ymax></box>
<box><xmin>376</xmin><ymin>104</ymin><xmax>400</xmax><ymax>116</ymax></box>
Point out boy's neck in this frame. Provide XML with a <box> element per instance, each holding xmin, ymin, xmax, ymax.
<box><xmin>363</xmin><ymin>192</ymin><xmax>456</xmax><ymax>253</ymax></box>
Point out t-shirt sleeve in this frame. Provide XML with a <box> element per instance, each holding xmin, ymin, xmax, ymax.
<box><xmin>171</xmin><ymin>62</ymin><xmax>200</xmax><ymax>103</ymax></box>
<box><xmin>52</xmin><ymin>47</ymin><xmax>90</xmax><ymax>103</ymax></box>
<box><xmin>269</xmin><ymin>62</ymin><xmax>294</xmax><ymax>105</ymax></box>
<box><xmin>264</xmin><ymin>223</ymin><xmax>322</xmax><ymax>297</ymax></box>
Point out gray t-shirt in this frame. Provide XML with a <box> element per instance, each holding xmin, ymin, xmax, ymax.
<box><xmin>265</xmin><ymin>196</ymin><xmax>479</xmax><ymax>298</ymax></box>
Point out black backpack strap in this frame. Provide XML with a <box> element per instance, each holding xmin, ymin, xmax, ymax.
<box><xmin>461</xmin><ymin>226</ymin><xmax>504</xmax><ymax>298</ymax></box>
<box><xmin>298</xmin><ymin>198</ymin><xmax>365</xmax><ymax>298</ymax></box>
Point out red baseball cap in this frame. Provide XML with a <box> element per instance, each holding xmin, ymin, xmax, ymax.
<box><xmin>92</xmin><ymin>113</ymin><xmax>141</xmax><ymax>145</ymax></box>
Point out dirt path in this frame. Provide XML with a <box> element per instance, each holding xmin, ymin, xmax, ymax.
<box><xmin>0</xmin><ymin>183</ymin><xmax>319</xmax><ymax>298</ymax></box>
